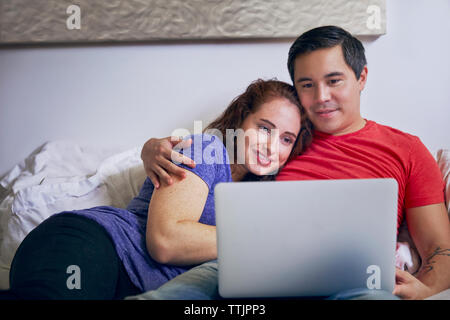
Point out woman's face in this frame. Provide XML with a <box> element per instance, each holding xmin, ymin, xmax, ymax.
<box><xmin>240</xmin><ymin>97</ymin><xmax>301</xmax><ymax>176</ymax></box>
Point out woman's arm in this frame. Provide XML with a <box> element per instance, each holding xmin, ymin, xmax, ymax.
<box><xmin>141</xmin><ymin>136</ymin><xmax>196</xmax><ymax>188</ymax></box>
<box><xmin>145</xmin><ymin>167</ymin><xmax>216</xmax><ymax>266</ymax></box>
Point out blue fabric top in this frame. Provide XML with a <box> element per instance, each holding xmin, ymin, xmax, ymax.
<box><xmin>55</xmin><ymin>134</ymin><xmax>232</xmax><ymax>292</ymax></box>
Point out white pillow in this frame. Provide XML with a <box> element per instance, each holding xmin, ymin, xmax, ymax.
<box><xmin>0</xmin><ymin>141</ymin><xmax>146</xmax><ymax>289</ymax></box>
<box><xmin>436</xmin><ymin>149</ymin><xmax>450</xmax><ymax>215</ymax></box>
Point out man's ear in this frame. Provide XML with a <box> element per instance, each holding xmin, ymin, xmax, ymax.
<box><xmin>358</xmin><ymin>65</ymin><xmax>368</xmax><ymax>91</ymax></box>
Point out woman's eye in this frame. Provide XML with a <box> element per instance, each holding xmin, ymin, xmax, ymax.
<box><xmin>282</xmin><ymin>137</ymin><xmax>293</xmax><ymax>144</ymax></box>
<box><xmin>259</xmin><ymin>125</ymin><xmax>270</xmax><ymax>133</ymax></box>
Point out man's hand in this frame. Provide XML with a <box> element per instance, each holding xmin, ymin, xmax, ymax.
<box><xmin>403</xmin><ymin>203</ymin><xmax>450</xmax><ymax>299</ymax></box>
<box><xmin>393</xmin><ymin>268</ymin><xmax>433</xmax><ymax>300</ymax></box>
<box><xmin>141</xmin><ymin>136</ymin><xmax>196</xmax><ymax>188</ymax></box>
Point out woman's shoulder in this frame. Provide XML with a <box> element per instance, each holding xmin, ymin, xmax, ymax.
<box><xmin>184</xmin><ymin>133</ymin><xmax>225</xmax><ymax>148</ymax></box>
<box><xmin>179</xmin><ymin>133</ymin><xmax>229</xmax><ymax>166</ymax></box>
<box><xmin>176</xmin><ymin>133</ymin><xmax>232</xmax><ymax>189</ymax></box>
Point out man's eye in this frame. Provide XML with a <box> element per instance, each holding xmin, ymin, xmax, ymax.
<box><xmin>302</xmin><ymin>83</ymin><xmax>313</xmax><ymax>88</ymax></box>
<box><xmin>329</xmin><ymin>79</ymin><xmax>342</xmax><ymax>85</ymax></box>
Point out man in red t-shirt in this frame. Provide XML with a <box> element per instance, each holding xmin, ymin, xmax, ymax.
<box><xmin>141</xmin><ymin>26</ymin><xmax>450</xmax><ymax>300</ymax></box>
<box><xmin>276</xmin><ymin>119</ymin><xmax>445</xmax><ymax>232</ymax></box>
<box><xmin>278</xmin><ymin>26</ymin><xmax>449</xmax><ymax>300</ymax></box>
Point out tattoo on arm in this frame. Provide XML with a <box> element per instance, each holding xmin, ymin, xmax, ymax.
<box><xmin>421</xmin><ymin>247</ymin><xmax>450</xmax><ymax>274</ymax></box>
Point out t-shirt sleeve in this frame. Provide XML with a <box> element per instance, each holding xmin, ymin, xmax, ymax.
<box><xmin>175</xmin><ymin>134</ymin><xmax>232</xmax><ymax>190</ymax></box>
<box><xmin>405</xmin><ymin>137</ymin><xmax>445</xmax><ymax>209</ymax></box>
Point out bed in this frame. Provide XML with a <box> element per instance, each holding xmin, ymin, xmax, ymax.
<box><xmin>0</xmin><ymin>140</ymin><xmax>449</xmax><ymax>299</ymax></box>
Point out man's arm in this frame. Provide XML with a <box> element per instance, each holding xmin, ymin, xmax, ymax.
<box><xmin>393</xmin><ymin>202</ymin><xmax>450</xmax><ymax>299</ymax></box>
<box><xmin>141</xmin><ymin>136</ymin><xmax>196</xmax><ymax>188</ymax></box>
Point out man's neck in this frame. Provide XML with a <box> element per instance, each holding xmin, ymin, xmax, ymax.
<box><xmin>331</xmin><ymin>118</ymin><xmax>367</xmax><ymax>136</ymax></box>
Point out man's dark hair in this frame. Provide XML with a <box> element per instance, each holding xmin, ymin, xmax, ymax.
<box><xmin>287</xmin><ymin>25</ymin><xmax>367</xmax><ymax>83</ymax></box>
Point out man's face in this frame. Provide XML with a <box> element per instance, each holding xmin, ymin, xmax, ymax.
<box><xmin>293</xmin><ymin>45</ymin><xmax>368</xmax><ymax>136</ymax></box>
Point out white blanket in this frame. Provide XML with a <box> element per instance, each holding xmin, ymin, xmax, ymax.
<box><xmin>0</xmin><ymin>140</ymin><xmax>146</xmax><ymax>289</ymax></box>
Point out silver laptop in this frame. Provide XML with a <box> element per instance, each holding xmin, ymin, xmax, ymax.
<box><xmin>215</xmin><ymin>178</ymin><xmax>398</xmax><ymax>298</ymax></box>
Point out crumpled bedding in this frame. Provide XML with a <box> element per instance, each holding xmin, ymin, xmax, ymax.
<box><xmin>0</xmin><ymin>140</ymin><xmax>145</xmax><ymax>289</ymax></box>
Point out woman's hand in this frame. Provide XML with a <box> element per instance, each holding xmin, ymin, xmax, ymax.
<box><xmin>141</xmin><ymin>136</ymin><xmax>196</xmax><ymax>188</ymax></box>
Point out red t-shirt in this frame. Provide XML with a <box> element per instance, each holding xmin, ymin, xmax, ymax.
<box><xmin>276</xmin><ymin>120</ymin><xmax>445</xmax><ymax>230</ymax></box>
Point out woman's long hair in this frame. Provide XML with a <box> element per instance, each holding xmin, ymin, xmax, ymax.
<box><xmin>204</xmin><ymin>79</ymin><xmax>313</xmax><ymax>181</ymax></box>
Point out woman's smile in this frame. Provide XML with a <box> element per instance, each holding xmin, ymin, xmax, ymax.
<box><xmin>255</xmin><ymin>149</ymin><xmax>272</xmax><ymax>167</ymax></box>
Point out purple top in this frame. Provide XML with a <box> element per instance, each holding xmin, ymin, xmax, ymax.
<box><xmin>55</xmin><ymin>134</ymin><xmax>232</xmax><ymax>292</ymax></box>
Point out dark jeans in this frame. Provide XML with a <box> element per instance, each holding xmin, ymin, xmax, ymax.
<box><xmin>126</xmin><ymin>260</ymin><xmax>400</xmax><ymax>300</ymax></box>
<box><xmin>0</xmin><ymin>213</ymin><xmax>140</xmax><ymax>300</ymax></box>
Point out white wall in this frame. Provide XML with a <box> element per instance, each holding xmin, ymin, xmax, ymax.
<box><xmin>361</xmin><ymin>0</ymin><xmax>450</xmax><ymax>155</ymax></box>
<box><xmin>1</xmin><ymin>0</ymin><xmax>449</xmax><ymax>176</ymax></box>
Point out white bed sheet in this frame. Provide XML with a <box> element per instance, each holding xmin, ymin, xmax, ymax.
<box><xmin>0</xmin><ymin>140</ymin><xmax>146</xmax><ymax>289</ymax></box>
